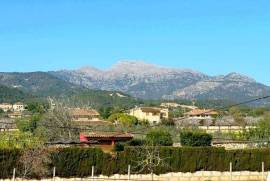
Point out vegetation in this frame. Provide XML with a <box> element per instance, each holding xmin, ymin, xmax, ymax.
<box><xmin>26</xmin><ymin>101</ymin><xmax>49</xmax><ymax>114</ymax></box>
<box><xmin>243</xmin><ymin>113</ymin><xmax>270</xmax><ymax>146</ymax></box>
<box><xmin>126</xmin><ymin>139</ymin><xmax>145</xmax><ymax>146</ymax></box>
<box><xmin>60</xmin><ymin>90</ymin><xmax>143</xmax><ymax>110</ymax></box>
<box><xmin>114</xmin><ymin>142</ymin><xmax>125</xmax><ymax>152</ymax></box>
<box><xmin>2</xmin><ymin>147</ymin><xmax>270</xmax><ymax>178</ymax></box>
<box><xmin>168</xmin><ymin>107</ymin><xmax>185</xmax><ymax>118</ymax></box>
<box><xmin>0</xmin><ymin>132</ymin><xmax>42</xmax><ymax>149</ymax></box>
<box><xmin>37</xmin><ymin>103</ymin><xmax>79</xmax><ymax>142</ymax></box>
<box><xmin>180</xmin><ymin>131</ymin><xmax>212</xmax><ymax>147</ymax></box>
<box><xmin>145</xmin><ymin>129</ymin><xmax>173</xmax><ymax>146</ymax></box>
<box><xmin>16</xmin><ymin>114</ymin><xmax>42</xmax><ymax>133</ymax></box>
<box><xmin>0</xmin><ymin>84</ymin><xmax>33</xmax><ymax>103</ymax></box>
<box><xmin>107</xmin><ymin>113</ymin><xmax>138</xmax><ymax>126</ymax></box>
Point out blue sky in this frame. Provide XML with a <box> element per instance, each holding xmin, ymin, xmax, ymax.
<box><xmin>0</xmin><ymin>0</ymin><xmax>270</xmax><ymax>84</ymax></box>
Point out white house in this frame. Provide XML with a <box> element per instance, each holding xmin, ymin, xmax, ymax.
<box><xmin>12</xmin><ymin>102</ymin><xmax>25</xmax><ymax>112</ymax></box>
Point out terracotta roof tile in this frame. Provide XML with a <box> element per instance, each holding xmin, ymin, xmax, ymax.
<box><xmin>82</xmin><ymin>132</ymin><xmax>133</xmax><ymax>138</ymax></box>
<box><xmin>70</xmin><ymin>108</ymin><xmax>100</xmax><ymax>117</ymax></box>
<box><xmin>185</xmin><ymin>109</ymin><xmax>218</xmax><ymax>116</ymax></box>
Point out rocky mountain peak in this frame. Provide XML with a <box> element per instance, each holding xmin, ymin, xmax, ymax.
<box><xmin>224</xmin><ymin>72</ymin><xmax>256</xmax><ymax>83</ymax></box>
<box><xmin>50</xmin><ymin>61</ymin><xmax>270</xmax><ymax>102</ymax></box>
<box><xmin>106</xmin><ymin>60</ymin><xmax>205</xmax><ymax>77</ymax></box>
<box><xmin>77</xmin><ymin>66</ymin><xmax>101</xmax><ymax>74</ymax></box>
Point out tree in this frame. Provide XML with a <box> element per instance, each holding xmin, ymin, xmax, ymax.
<box><xmin>168</xmin><ymin>108</ymin><xmax>184</xmax><ymax>118</ymax></box>
<box><xmin>133</xmin><ymin>142</ymin><xmax>169</xmax><ymax>181</ymax></box>
<box><xmin>244</xmin><ymin>113</ymin><xmax>270</xmax><ymax>146</ymax></box>
<box><xmin>36</xmin><ymin>103</ymin><xmax>79</xmax><ymax>142</ymax></box>
<box><xmin>180</xmin><ymin>131</ymin><xmax>212</xmax><ymax>147</ymax></box>
<box><xmin>160</xmin><ymin>118</ymin><xmax>175</xmax><ymax>126</ymax></box>
<box><xmin>19</xmin><ymin>145</ymin><xmax>51</xmax><ymax>178</ymax></box>
<box><xmin>108</xmin><ymin>113</ymin><xmax>138</xmax><ymax>126</ymax></box>
<box><xmin>0</xmin><ymin>131</ymin><xmax>41</xmax><ymax>149</ymax></box>
<box><xmin>26</xmin><ymin>102</ymin><xmax>49</xmax><ymax>114</ymax></box>
<box><xmin>16</xmin><ymin>114</ymin><xmax>42</xmax><ymax>133</ymax></box>
<box><xmin>145</xmin><ymin>129</ymin><xmax>173</xmax><ymax>146</ymax></box>
<box><xmin>98</xmin><ymin>107</ymin><xmax>113</xmax><ymax>119</ymax></box>
<box><xmin>229</xmin><ymin>107</ymin><xmax>247</xmax><ymax>127</ymax></box>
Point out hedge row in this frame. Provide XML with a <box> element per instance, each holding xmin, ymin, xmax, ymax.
<box><xmin>1</xmin><ymin>147</ymin><xmax>270</xmax><ymax>178</ymax></box>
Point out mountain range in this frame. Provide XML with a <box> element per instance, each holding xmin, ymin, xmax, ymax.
<box><xmin>0</xmin><ymin>60</ymin><xmax>270</xmax><ymax>106</ymax></box>
<box><xmin>51</xmin><ymin>61</ymin><xmax>270</xmax><ymax>103</ymax></box>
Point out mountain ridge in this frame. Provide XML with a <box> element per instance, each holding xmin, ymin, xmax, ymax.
<box><xmin>0</xmin><ymin>61</ymin><xmax>269</xmax><ymax>105</ymax></box>
<box><xmin>51</xmin><ymin>60</ymin><xmax>268</xmax><ymax>102</ymax></box>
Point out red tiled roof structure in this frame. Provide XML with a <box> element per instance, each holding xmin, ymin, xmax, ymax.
<box><xmin>81</xmin><ymin>132</ymin><xmax>133</xmax><ymax>138</ymax></box>
<box><xmin>80</xmin><ymin>132</ymin><xmax>134</xmax><ymax>145</ymax></box>
<box><xmin>140</xmin><ymin>107</ymin><xmax>162</xmax><ymax>114</ymax></box>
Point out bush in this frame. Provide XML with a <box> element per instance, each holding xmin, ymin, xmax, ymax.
<box><xmin>180</xmin><ymin>131</ymin><xmax>212</xmax><ymax>147</ymax></box>
<box><xmin>145</xmin><ymin>129</ymin><xmax>173</xmax><ymax>146</ymax></box>
<box><xmin>126</xmin><ymin>139</ymin><xmax>145</xmax><ymax>146</ymax></box>
<box><xmin>2</xmin><ymin>147</ymin><xmax>270</xmax><ymax>177</ymax></box>
<box><xmin>160</xmin><ymin>118</ymin><xmax>175</xmax><ymax>126</ymax></box>
<box><xmin>0</xmin><ymin>149</ymin><xmax>21</xmax><ymax>178</ymax></box>
<box><xmin>107</xmin><ymin>113</ymin><xmax>138</xmax><ymax>126</ymax></box>
<box><xmin>114</xmin><ymin>142</ymin><xmax>125</xmax><ymax>152</ymax></box>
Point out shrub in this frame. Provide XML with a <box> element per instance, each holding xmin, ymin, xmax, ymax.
<box><xmin>108</xmin><ymin>113</ymin><xmax>138</xmax><ymax>126</ymax></box>
<box><xmin>161</xmin><ymin>118</ymin><xmax>175</xmax><ymax>126</ymax></box>
<box><xmin>145</xmin><ymin>129</ymin><xmax>173</xmax><ymax>146</ymax></box>
<box><xmin>114</xmin><ymin>142</ymin><xmax>125</xmax><ymax>152</ymax></box>
<box><xmin>2</xmin><ymin>147</ymin><xmax>270</xmax><ymax>177</ymax></box>
<box><xmin>180</xmin><ymin>131</ymin><xmax>212</xmax><ymax>147</ymax></box>
<box><xmin>126</xmin><ymin>139</ymin><xmax>145</xmax><ymax>146</ymax></box>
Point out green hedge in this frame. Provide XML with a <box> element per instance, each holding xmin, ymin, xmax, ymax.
<box><xmin>1</xmin><ymin>147</ymin><xmax>270</xmax><ymax>178</ymax></box>
<box><xmin>180</xmin><ymin>131</ymin><xmax>212</xmax><ymax>147</ymax></box>
<box><xmin>0</xmin><ymin>149</ymin><xmax>21</xmax><ymax>178</ymax></box>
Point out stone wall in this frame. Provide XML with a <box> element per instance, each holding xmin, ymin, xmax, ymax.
<box><xmin>1</xmin><ymin>171</ymin><xmax>268</xmax><ymax>181</ymax></box>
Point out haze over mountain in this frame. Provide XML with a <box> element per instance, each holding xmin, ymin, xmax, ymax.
<box><xmin>51</xmin><ymin>61</ymin><xmax>270</xmax><ymax>104</ymax></box>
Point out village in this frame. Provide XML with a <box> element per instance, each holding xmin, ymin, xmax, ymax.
<box><xmin>1</xmin><ymin>1</ymin><xmax>270</xmax><ymax>180</ymax></box>
<box><xmin>0</xmin><ymin>100</ymin><xmax>265</xmax><ymax>151</ymax></box>
<box><xmin>1</xmin><ymin>98</ymin><xmax>269</xmax><ymax>180</ymax></box>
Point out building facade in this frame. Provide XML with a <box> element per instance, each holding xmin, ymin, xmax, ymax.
<box><xmin>129</xmin><ymin>107</ymin><xmax>169</xmax><ymax>124</ymax></box>
<box><xmin>12</xmin><ymin>102</ymin><xmax>25</xmax><ymax>112</ymax></box>
<box><xmin>185</xmin><ymin>109</ymin><xmax>218</xmax><ymax>120</ymax></box>
<box><xmin>0</xmin><ymin>103</ymin><xmax>13</xmax><ymax>112</ymax></box>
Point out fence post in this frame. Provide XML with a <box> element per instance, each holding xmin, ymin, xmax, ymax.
<box><xmin>230</xmin><ymin>162</ymin><xmax>232</xmax><ymax>181</ymax></box>
<box><xmin>262</xmin><ymin>162</ymin><xmax>265</xmax><ymax>181</ymax></box>
<box><xmin>128</xmin><ymin>165</ymin><xmax>131</xmax><ymax>181</ymax></box>
<box><xmin>53</xmin><ymin>167</ymin><xmax>56</xmax><ymax>181</ymax></box>
<box><xmin>91</xmin><ymin>166</ymin><xmax>95</xmax><ymax>181</ymax></box>
<box><xmin>12</xmin><ymin>168</ymin><xmax>16</xmax><ymax>181</ymax></box>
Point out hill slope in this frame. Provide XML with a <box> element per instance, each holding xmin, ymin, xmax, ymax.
<box><xmin>0</xmin><ymin>84</ymin><xmax>33</xmax><ymax>103</ymax></box>
<box><xmin>0</xmin><ymin>72</ymin><xmax>83</xmax><ymax>97</ymax></box>
<box><xmin>0</xmin><ymin>72</ymin><xmax>141</xmax><ymax>108</ymax></box>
